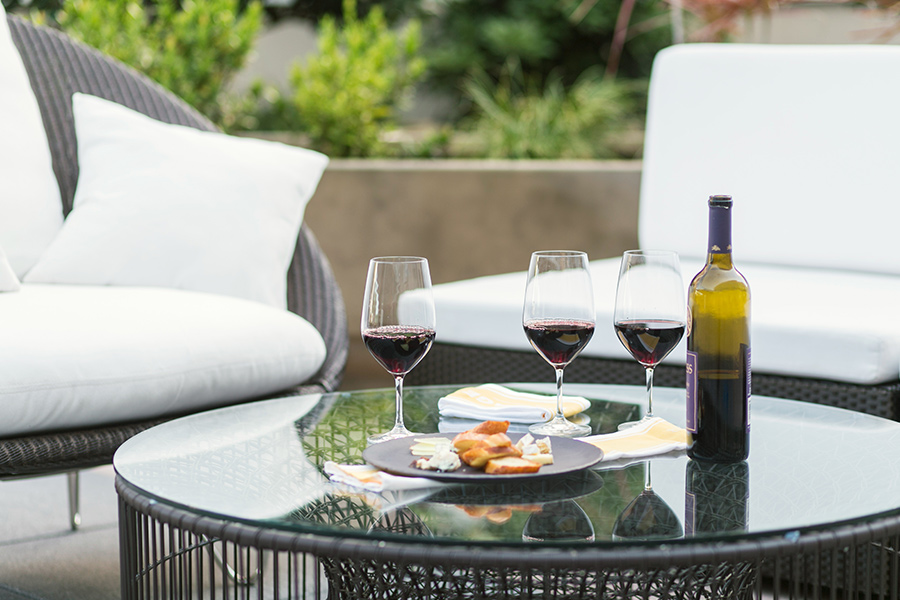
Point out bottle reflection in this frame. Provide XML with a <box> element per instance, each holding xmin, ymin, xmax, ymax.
<box><xmin>684</xmin><ymin>459</ymin><xmax>749</xmax><ymax>536</ymax></box>
<box><xmin>522</xmin><ymin>500</ymin><xmax>595</xmax><ymax>542</ymax></box>
<box><xmin>612</xmin><ymin>462</ymin><xmax>683</xmax><ymax>540</ymax></box>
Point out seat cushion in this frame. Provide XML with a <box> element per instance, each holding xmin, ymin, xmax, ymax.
<box><xmin>0</xmin><ymin>284</ymin><xmax>326</xmax><ymax>438</ymax></box>
<box><xmin>430</xmin><ymin>259</ymin><xmax>900</xmax><ymax>386</ymax></box>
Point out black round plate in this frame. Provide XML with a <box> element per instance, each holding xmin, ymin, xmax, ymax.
<box><xmin>362</xmin><ymin>433</ymin><xmax>604</xmax><ymax>482</ymax></box>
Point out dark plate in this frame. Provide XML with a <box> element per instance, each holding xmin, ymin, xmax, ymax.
<box><xmin>362</xmin><ymin>433</ymin><xmax>604</xmax><ymax>483</ymax></box>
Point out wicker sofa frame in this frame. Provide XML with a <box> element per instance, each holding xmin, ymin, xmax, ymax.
<box><xmin>407</xmin><ymin>344</ymin><xmax>900</xmax><ymax>422</ymax></box>
<box><xmin>0</xmin><ymin>14</ymin><xmax>348</xmax><ymax>479</ymax></box>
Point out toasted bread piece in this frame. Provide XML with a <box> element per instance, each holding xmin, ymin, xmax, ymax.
<box><xmin>451</xmin><ymin>431</ymin><xmax>488</xmax><ymax>452</ymax></box>
<box><xmin>460</xmin><ymin>444</ymin><xmax>522</xmax><ymax>468</ymax></box>
<box><xmin>470</xmin><ymin>420</ymin><xmax>510</xmax><ymax>435</ymax></box>
<box><xmin>480</xmin><ymin>432</ymin><xmax>513</xmax><ymax>448</ymax></box>
<box><xmin>484</xmin><ymin>456</ymin><xmax>542</xmax><ymax>475</ymax></box>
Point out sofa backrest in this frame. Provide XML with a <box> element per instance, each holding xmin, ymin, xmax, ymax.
<box><xmin>638</xmin><ymin>43</ymin><xmax>900</xmax><ymax>275</ymax></box>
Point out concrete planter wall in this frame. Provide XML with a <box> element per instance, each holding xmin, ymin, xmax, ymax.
<box><xmin>302</xmin><ymin>159</ymin><xmax>642</xmax><ymax>387</ymax></box>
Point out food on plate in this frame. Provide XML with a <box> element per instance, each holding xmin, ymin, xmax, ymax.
<box><xmin>515</xmin><ymin>433</ymin><xmax>554</xmax><ymax>465</ymax></box>
<box><xmin>410</xmin><ymin>437</ymin><xmax>453</xmax><ymax>457</ymax></box>
<box><xmin>450</xmin><ymin>431</ymin><xmax>488</xmax><ymax>453</ymax></box>
<box><xmin>415</xmin><ymin>446</ymin><xmax>462</xmax><ymax>472</ymax></box>
<box><xmin>469</xmin><ymin>420</ymin><xmax>511</xmax><ymax>435</ymax></box>
<box><xmin>460</xmin><ymin>435</ymin><xmax>522</xmax><ymax>468</ymax></box>
<box><xmin>411</xmin><ymin>420</ymin><xmax>553</xmax><ymax>475</ymax></box>
<box><xmin>451</xmin><ymin>421</ymin><xmax>510</xmax><ymax>452</ymax></box>
<box><xmin>484</xmin><ymin>456</ymin><xmax>541</xmax><ymax>474</ymax></box>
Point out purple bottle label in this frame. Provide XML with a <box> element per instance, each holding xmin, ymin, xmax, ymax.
<box><xmin>686</xmin><ymin>350</ymin><xmax>698</xmax><ymax>433</ymax></box>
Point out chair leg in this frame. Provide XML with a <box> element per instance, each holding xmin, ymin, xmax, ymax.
<box><xmin>67</xmin><ymin>471</ymin><xmax>81</xmax><ymax>530</ymax></box>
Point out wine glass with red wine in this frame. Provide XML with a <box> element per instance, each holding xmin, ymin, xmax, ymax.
<box><xmin>362</xmin><ymin>256</ymin><xmax>436</xmax><ymax>445</ymax></box>
<box><xmin>613</xmin><ymin>250</ymin><xmax>686</xmax><ymax>430</ymax></box>
<box><xmin>523</xmin><ymin>250</ymin><xmax>595</xmax><ymax>437</ymax></box>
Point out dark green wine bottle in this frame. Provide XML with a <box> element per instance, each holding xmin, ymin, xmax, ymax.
<box><xmin>686</xmin><ymin>195</ymin><xmax>751</xmax><ymax>462</ymax></box>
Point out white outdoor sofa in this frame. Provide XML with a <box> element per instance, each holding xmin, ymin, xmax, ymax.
<box><xmin>409</xmin><ymin>43</ymin><xmax>900</xmax><ymax>422</ymax></box>
<box><xmin>0</xmin><ymin>11</ymin><xmax>348</xmax><ymax>527</ymax></box>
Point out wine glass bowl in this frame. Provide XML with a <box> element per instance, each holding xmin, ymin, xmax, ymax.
<box><xmin>613</xmin><ymin>250</ymin><xmax>686</xmax><ymax>430</ymax></box>
<box><xmin>523</xmin><ymin>251</ymin><xmax>595</xmax><ymax>437</ymax></box>
<box><xmin>362</xmin><ymin>256</ymin><xmax>435</xmax><ymax>445</ymax></box>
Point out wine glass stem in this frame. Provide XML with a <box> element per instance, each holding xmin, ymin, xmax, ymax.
<box><xmin>393</xmin><ymin>374</ymin><xmax>406</xmax><ymax>431</ymax></box>
<box><xmin>644</xmin><ymin>366</ymin><xmax>655</xmax><ymax>419</ymax></box>
<box><xmin>554</xmin><ymin>367</ymin><xmax>566</xmax><ymax>419</ymax></box>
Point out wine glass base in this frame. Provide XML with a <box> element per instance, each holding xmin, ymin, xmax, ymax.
<box><xmin>617</xmin><ymin>414</ymin><xmax>655</xmax><ymax>431</ymax></box>
<box><xmin>367</xmin><ymin>425</ymin><xmax>418</xmax><ymax>446</ymax></box>
<box><xmin>529</xmin><ymin>417</ymin><xmax>592</xmax><ymax>438</ymax></box>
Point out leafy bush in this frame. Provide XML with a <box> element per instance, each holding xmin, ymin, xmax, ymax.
<box><xmin>423</xmin><ymin>0</ymin><xmax>672</xmax><ymax>104</ymax></box>
<box><xmin>31</xmin><ymin>0</ymin><xmax>262</xmax><ymax>127</ymax></box>
<box><xmin>284</xmin><ymin>0</ymin><xmax>426</xmax><ymax>157</ymax></box>
<box><xmin>461</xmin><ymin>62</ymin><xmax>632</xmax><ymax>159</ymax></box>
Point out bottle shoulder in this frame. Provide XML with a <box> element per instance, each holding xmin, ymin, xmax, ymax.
<box><xmin>689</xmin><ymin>262</ymin><xmax>750</xmax><ymax>293</ymax></box>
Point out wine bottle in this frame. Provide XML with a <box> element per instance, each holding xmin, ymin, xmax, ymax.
<box><xmin>686</xmin><ymin>195</ymin><xmax>751</xmax><ymax>462</ymax></box>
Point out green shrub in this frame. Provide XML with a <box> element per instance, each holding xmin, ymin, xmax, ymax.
<box><xmin>286</xmin><ymin>0</ymin><xmax>426</xmax><ymax>157</ymax></box>
<box><xmin>423</xmin><ymin>0</ymin><xmax>672</xmax><ymax>106</ymax></box>
<box><xmin>32</xmin><ymin>0</ymin><xmax>262</xmax><ymax>127</ymax></box>
<box><xmin>461</xmin><ymin>62</ymin><xmax>632</xmax><ymax>159</ymax></box>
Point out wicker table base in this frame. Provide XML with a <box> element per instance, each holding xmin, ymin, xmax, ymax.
<box><xmin>117</xmin><ymin>476</ymin><xmax>900</xmax><ymax>600</ymax></box>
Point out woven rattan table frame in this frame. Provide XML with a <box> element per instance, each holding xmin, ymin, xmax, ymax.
<box><xmin>117</xmin><ymin>476</ymin><xmax>900</xmax><ymax>599</ymax></box>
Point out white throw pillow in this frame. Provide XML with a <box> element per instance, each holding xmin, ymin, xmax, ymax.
<box><xmin>0</xmin><ymin>7</ymin><xmax>64</xmax><ymax>277</ymax></box>
<box><xmin>0</xmin><ymin>284</ymin><xmax>327</xmax><ymax>437</ymax></box>
<box><xmin>25</xmin><ymin>93</ymin><xmax>329</xmax><ymax>309</ymax></box>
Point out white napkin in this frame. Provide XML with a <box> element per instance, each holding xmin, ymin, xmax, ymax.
<box><xmin>323</xmin><ymin>461</ymin><xmax>447</xmax><ymax>493</ymax></box>
<box><xmin>438</xmin><ymin>384</ymin><xmax>590</xmax><ymax>423</ymax></box>
<box><xmin>579</xmin><ymin>417</ymin><xmax>689</xmax><ymax>462</ymax></box>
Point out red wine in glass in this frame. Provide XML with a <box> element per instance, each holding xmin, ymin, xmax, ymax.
<box><xmin>614</xmin><ymin>319</ymin><xmax>685</xmax><ymax>368</ymax></box>
<box><xmin>523</xmin><ymin>250</ymin><xmax>595</xmax><ymax>438</ymax></box>
<box><xmin>524</xmin><ymin>319</ymin><xmax>595</xmax><ymax>367</ymax></box>
<box><xmin>363</xmin><ymin>325</ymin><xmax>436</xmax><ymax>375</ymax></box>
<box><xmin>361</xmin><ymin>256</ymin><xmax>435</xmax><ymax>445</ymax></box>
<box><xmin>613</xmin><ymin>250</ymin><xmax>686</xmax><ymax>430</ymax></box>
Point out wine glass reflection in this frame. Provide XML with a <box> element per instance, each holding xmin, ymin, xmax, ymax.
<box><xmin>612</xmin><ymin>463</ymin><xmax>682</xmax><ymax>541</ymax></box>
<box><xmin>522</xmin><ymin>500</ymin><xmax>595</xmax><ymax>543</ymax></box>
<box><xmin>369</xmin><ymin>506</ymin><xmax>433</xmax><ymax>538</ymax></box>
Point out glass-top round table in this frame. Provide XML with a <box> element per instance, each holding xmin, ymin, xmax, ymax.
<box><xmin>114</xmin><ymin>384</ymin><xmax>900</xmax><ymax>600</ymax></box>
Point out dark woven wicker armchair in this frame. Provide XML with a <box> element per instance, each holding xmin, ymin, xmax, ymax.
<box><xmin>1</xmin><ymin>14</ymin><xmax>348</xmax><ymax>521</ymax></box>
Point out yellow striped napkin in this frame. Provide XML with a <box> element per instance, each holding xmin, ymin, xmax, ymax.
<box><xmin>579</xmin><ymin>417</ymin><xmax>688</xmax><ymax>462</ymax></box>
<box><xmin>438</xmin><ymin>384</ymin><xmax>590</xmax><ymax>423</ymax></box>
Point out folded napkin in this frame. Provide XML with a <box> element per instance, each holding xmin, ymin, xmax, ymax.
<box><xmin>323</xmin><ymin>461</ymin><xmax>447</xmax><ymax>493</ymax></box>
<box><xmin>438</xmin><ymin>384</ymin><xmax>590</xmax><ymax>423</ymax></box>
<box><xmin>579</xmin><ymin>417</ymin><xmax>688</xmax><ymax>462</ymax></box>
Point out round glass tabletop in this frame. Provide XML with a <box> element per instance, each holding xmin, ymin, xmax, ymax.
<box><xmin>113</xmin><ymin>383</ymin><xmax>900</xmax><ymax>548</ymax></box>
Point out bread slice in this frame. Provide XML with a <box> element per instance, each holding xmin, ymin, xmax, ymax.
<box><xmin>470</xmin><ymin>420</ymin><xmax>510</xmax><ymax>435</ymax></box>
<box><xmin>484</xmin><ymin>456</ymin><xmax>541</xmax><ymax>475</ymax></box>
<box><xmin>460</xmin><ymin>444</ymin><xmax>521</xmax><ymax>468</ymax></box>
<box><xmin>451</xmin><ymin>431</ymin><xmax>488</xmax><ymax>453</ymax></box>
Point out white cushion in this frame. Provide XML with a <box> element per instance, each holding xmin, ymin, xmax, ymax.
<box><xmin>430</xmin><ymin>259</ymin><xmax>900</xmax><ymax>386</ymax></box>
<box><xmin>0</xmin><ymin>284</ymin><xmax>326</xmax><ymax>437</ymax></box>
<box><xmin>0</xmin><ymin>245</ymin><xmax>20</xmax><ymax>292</ymax></box>
<box><xmin>24</xmin><ymin>93</ymin><xmax>329</xmax><ymax>309</ymax></box>
<box><xmin>639</xmin><ymin>44</ymin><xmax>900</xmax><ymax>275</ymax></box>
<box><xmin>0</xmin><ymin>6</ymin><xmax>64</xmax><ymax>277</ymax></box>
